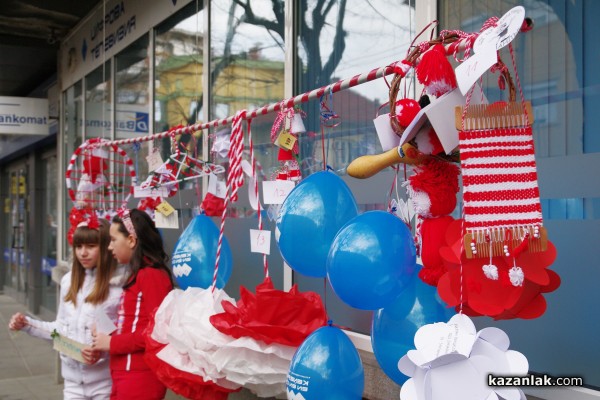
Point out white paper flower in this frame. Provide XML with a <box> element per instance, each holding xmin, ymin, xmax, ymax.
<box><xmin>151</xmin><ymin>286</ymin><xmax>297</xmax><ymax>397</ymax></box>
<box><xmin>212</xmin><ymin>129</ymin><xmax>231</xmax><ymax>158</ymax></box>
<box><xmin>398</xmin><ymin>314</ymin><xmax>528</xmax><ymax>400</ymax></box>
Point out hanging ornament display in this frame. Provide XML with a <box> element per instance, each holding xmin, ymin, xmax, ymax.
<box><xmin>271</xmin><ymin>106</ymin><xmax>305</xmax><ymax>181</ymax></box>
<box><xmin>65</xmin><ymin>137</ymin><xmax>137</xmax><ymax>211</ymax></box>
<box><xmin>398</xmin><ymin>314</ymin><xmax>529</xmax><ymax>400</ymax></box>
<box><xmin>436</xmin><ymin>218</ymin><xmax>560</xmax><ymax>319</ymax></box>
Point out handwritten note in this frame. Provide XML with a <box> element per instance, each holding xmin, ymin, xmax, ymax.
<box><xmin>146</xmin><ymin>150</ymin><xmax>164</xmax><ymax>172</ymax></box>
<box><xmin>455</xmin><ymin>44</ymin><xmax>497</xmax><ymax>95</ymax></box>
<box><xmin>250</xmin><ymin>229</ymin><xmax>271</xmax><ymax>255</ymax></box>
<box><xmin>262</xmin><ymin>180</ymin><xmax>295</xmax><ymax>204</ymax></box>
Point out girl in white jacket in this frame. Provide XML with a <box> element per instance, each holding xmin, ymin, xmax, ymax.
<box><xmin>9</xmin><ymin>217</ymin><xmax>129</xmax><ymax>400</ymax></box>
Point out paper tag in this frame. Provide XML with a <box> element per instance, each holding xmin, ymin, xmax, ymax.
<box><xmin>262</xmin><ymin>180</ymin><xmax>295</xmax><ymax>204</ymax></box>
<box><xmin>275</xmin><ymin>131</ymin><xmax>297</xmax><ymax>151</ymax></box>
<box><xmin>156</xmin><ymin>201</ymin><xmax>175</xmax><ymax>216</ymax></box>
<box><xmin>208</xmin><ymin>174</ymin><xmax>227</xmax><ymax>199</ymax></box>
<box><xmin>146</xmin><ymin>150</ymin><xmax>164</xmax><ymax>172</ymax></box>
<box><xmin>95</xmin><ymin>309</ymin><xmax>117</xmax><ymax>335</ymax></box>
<box><xmin>250</xmin><ymin>229</ymin><xmax>271</xmax><ymax>255</ymax></box>
<box><xmin>291</xmin><ymin>113</ymin><xmax>306</xmax><ymax>133</ymax></box>
<box><xmin>155</xmin><ymin>210</ymin><xmax>179</xmax><ymax>229</ymax></box>
<box><xmin>473</xmin><ymin>6</ymin><xmax>525</xmax><ymax>52</ymax></box>
<box><xmin>134</xmin><ymin>185</ymin><xmax>171</xmax><ymax>198</ymax></box>
<box><xmin>239</xmin><ymin>160</ymin><xmax>260</xmax><ymax>210</ymax></box>
<box><xmin>373</xmin><ymin>113</ymin><xmax>401</xmax><ymax>151</ymax></box>
<box><xmin>455</xmin><ymin>44</ymin><xmax>498</xmax><ymax>95</ymax></box>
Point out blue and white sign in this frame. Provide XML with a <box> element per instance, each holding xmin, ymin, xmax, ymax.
<box><xmin>0</xmin><ymin>96</ymin><xmax>49</xmax><ymax>135</ymax></box>
<box><xmin>82</xmin><ymin>102</ymin><xmax>150</xmax><ymax>137</ymax></box>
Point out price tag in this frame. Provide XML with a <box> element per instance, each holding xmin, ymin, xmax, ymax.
<box><xmin>262</xmin><ymin>180</ymin><xmax>295</xmax><ymax>204</ymax></box>
<box><xmin>156</xmin><ymin>201</ymin><xmax>175</xmax><ymax>216</ymax></box>
<box><xmin>275</xmin><ymin>131</ymin><xmax>297</xmax><ymax>151</ymax></box>
<box><xmin>250</xmin><ymin>229</ymin><xmax>271</xmax><ymax>255</ymax></box>
<box><xmin>155</xmin><ymin>210</ymin><xmax>179</xmax><ymax>229</ymax></box>
<box><xmin>455</xmin><ymin>44</ymin><xmax>498</xmax><ymax>95</ymax></box>
<box><xmin>208</xmin><ymin>174</ymin><xmax>227</xmax><ymax>199</ymax></box>
<box><xmin>146</xmin><ymin>149</ymin><xmax>164</xmax><ymax>172</ymax></box>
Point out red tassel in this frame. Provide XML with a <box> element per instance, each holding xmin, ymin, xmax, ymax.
<box><xmin>416</xmin><ymin>44</ymin><xmax>457</xmax><ymax>97</ymax></box>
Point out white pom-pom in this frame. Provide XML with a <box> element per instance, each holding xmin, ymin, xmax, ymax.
<box><xmin>482</xmin><ymin>264</ymin><xmax>499</xmax><ymax>280</ymax></box>
<box><xmin>509</xmin><ymin>266</ymin><xmax>525</xmax><ymax>287</ymax></box>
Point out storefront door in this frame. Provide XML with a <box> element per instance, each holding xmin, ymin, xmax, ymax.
<box><xmin>5</xmin><ymin>162</ymin><xmax>29</xmax><ymax>300</ymax></box>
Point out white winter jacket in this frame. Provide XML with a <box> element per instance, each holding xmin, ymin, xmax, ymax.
<box><xmin>24</xmin><ymin>265</ymin><xmax>129</xmax><ymax>385</ymax></box>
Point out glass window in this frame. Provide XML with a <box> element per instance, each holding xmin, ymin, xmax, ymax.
<box><xmin>85</xmin><ymin>62</ymin><xmax>112</xmax><ymax>140</ymax></box>
<box><xmin>293</xmin><ymin>0</ymin><xmax>416</xmax><ymax>334</ymax></box>
<box><xmin>439</xmin><ymin>0</ymin><xmax>600</xmax><ymax>388</ymax></box>
<box><xmin>152</xmin><ymin>1</ymin><xmax>207</xmax><ymax>272</ymax></box>
<box><xmin>41</xmin><ymin>154</ymin><xmax>58</xmax><ymax>313</ymax></box>
<box><xmin>210</xmin><ymin>0</ymin><xmax>287</xmax><ymax>294</ymax></box>
<box><xmin>62</xmin><ymin>82</ymin><xmax>83</xmax><ymax>260</ymax></box>
<box><xmin>115</xmin><ymin>35</ymin><xmax>151</xmax><ymax>206</ymax></box>
<box><xmin>155</xmin><ymin>2</ymin><xmax>206</xmax><ymax>191</ymax></box>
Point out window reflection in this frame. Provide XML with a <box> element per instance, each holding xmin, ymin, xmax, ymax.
<box><xmin>115</xmin><ymin>35</ymin><xmax>151</xmax><ymax>187</ymax></box>
<box><xmin>155</xmin><ymin>2</ymin><xmax>206</xmax><ymax>188</ymax></box>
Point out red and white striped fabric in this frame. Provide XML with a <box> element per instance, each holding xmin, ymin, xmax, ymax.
<box><xmin>459</xmin><ymin>125</ymin><xmax>543</xmax><ymax>233</ymax></box>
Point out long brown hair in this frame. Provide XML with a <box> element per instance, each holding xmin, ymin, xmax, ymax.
<box><xmin>64</xmin><ymin>219</ymin><xmax>117</xmax><ymax>305</ymax></box>
<box><xmin>112</xmin><ymin>209</ymin><xmax>175</xmax><ymax>290</ymax></box>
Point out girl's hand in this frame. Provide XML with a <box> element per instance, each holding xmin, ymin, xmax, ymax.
<box><xmin>8</xmin><ymin>313</ymin><xmax>27</xmax><ymax>331</ymax></box>
<box><xmin>91</xmin><ymin>327</ymin><xmax>111</xmax><ymax>351</ymax></box>
<box><xmin>81</xmin><ymin>346</ymin><xmax>101</xmax><ymax>365</ymax></box>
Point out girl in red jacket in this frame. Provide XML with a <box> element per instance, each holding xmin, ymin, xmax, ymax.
<box><xmin>92</xmin><ymin>208</ymin><xmax>175</xmax><ymax>400</ymax></box>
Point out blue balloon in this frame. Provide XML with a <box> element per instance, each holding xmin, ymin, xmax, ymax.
<box><xmin>287</xmin><ymin>325</ymin><xmax>364</xmax><ymax>399</ymax></box>
<box><xmin>327</xmin><ymin>211</ymin><xmax>416</xmax><ymax>310</ymax></box>
<box><xmin>371</xmin><ymin>267</ymin><xmax>453</xmax><ymax>385</ymax></box>
<box><xmin>276</xmin><ymin>171</ymin><xmax>358</xmax><ymax>277</ymax></box>
<box><xmin>171</xmin><ymin>214</ymin><xmax>232</xmax><ymax>289</ymax></box>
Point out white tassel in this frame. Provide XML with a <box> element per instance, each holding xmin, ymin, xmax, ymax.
<box><xmin>482</xmin><ymin>264</ymin><xmax>499</xmax><ymax>280</ymax></box>
<box><xmin>508</xmin><ymin>266</ymin><xmax>525</xmax><ymax>287</ymax></box>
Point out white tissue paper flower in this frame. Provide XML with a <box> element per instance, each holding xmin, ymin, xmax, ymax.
<box><xmin>398</xmin><ymin>314</ymin><xmax>528</xmax><ymax>400</ymax></box>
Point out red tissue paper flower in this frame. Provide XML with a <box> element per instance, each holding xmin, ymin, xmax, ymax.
<box><xmin>201</xmin><ymin>193</ymin><xmax>226</xmax><ymax>217</ymax></box>
<box><xmin>210</xmin><ymin>277</ymin><xmax>328</xmax><ymax>347</ymax></box>
<box><xmin>144</xmin><ymin>308</ymin><xmax>238</xmax><ymax>400</ymax></box>
<box><xmin>435</xmin><ymin>218</ymin><xmax>560</xmax><ymax>320</ymax></box>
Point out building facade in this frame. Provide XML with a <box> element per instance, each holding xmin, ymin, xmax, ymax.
<box><xmin>1</xmin><ymin>1</ymin><xmax>599</xmax><ymax>399</ymax></box>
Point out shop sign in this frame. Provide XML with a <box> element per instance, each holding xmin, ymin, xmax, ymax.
<box><xmin>0</xmin><ymin>96</ymin><xmax>49</xmax><ymax>135</ymax></box>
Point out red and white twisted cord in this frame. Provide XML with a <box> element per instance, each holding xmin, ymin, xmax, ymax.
<box><xmin>212</xmin><ymin>110</ymin><xmax>246</xmax><ymax>291</ymax></box>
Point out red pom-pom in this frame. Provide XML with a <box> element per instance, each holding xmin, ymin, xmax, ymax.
<box><xmin>395</xmin><ymin>98</ymin><xmax>421</xmax><ymax>128</ymax></box>
<box><xmin>407</xmin><ymin>158</ymin><xmax>459</xmax><ymax>218</ymax></box>
<box><xmin>416</xmin><ymin>44</ymin><xmax>457</xmax><ymax>97</ymax></box>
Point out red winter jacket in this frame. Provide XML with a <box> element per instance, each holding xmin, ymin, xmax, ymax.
<box><xmin>109</xmin><ymin>266</ymin><xmax>172</xmax><ymax>372</ymax></box>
